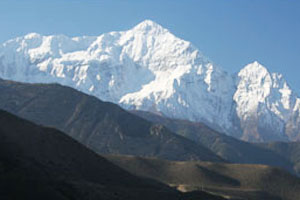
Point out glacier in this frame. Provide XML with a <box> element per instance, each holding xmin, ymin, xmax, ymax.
<box><xmin>0</xmin><ymin>20</ymin><xmax>299</xmax><ymax>142</ymax></box>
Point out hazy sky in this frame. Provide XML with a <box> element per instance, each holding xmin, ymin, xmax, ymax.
<box><xmin>1</xmin><ymin>0</ymin><xmax>299</xmax><ymax>92</ymax></box>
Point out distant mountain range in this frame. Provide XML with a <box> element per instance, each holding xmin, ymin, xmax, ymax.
<box><xmin>0</xmin><ymin>20</ymin><xmax>299</xmax><ymax>142</ymax></box>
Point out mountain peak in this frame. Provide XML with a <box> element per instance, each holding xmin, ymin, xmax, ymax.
<box><xmin>245</xmin><ymin>61</ymin><xmax>267</xmax><ymax>70</ymax></box>
<box><xmin>1</xmin><ymin>23</ymin><xmax>300</xmax><ymax>142</ymax></box>
<box><xmin>239</xmin><ymin>61</ymin><xmax>270</xmax><ymax>77</ymax></box>
<box><xmin>132</xmin><ymin>20</ymin><xmax>167</xmax><ymax>34</ymax></box>
<box><xmin>24</xmin><ymin>32</ymin><xmax>42</xmax><ymax>40</ymax></box>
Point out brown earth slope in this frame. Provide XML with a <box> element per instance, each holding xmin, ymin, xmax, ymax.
<box><xmin>106</xmin><ymin>154</ymin><xmax>300</xmax><ymax>200</ymax></box>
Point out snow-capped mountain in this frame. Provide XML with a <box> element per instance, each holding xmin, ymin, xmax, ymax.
<box><xmin>233</xmin><ymin>62</ymin><xmax>300</xmax><ymax>141</ymax></box>
<box><xmin>0</xmin><ymin>20</ymin><xmax>299</xmax><ymax>142</ymax></box>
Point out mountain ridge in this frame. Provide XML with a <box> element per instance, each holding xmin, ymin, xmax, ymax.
<box><xmin>0</xmin><ymin>78</ymin><xmax>223</xmax><ymax>162</ymax></box>
<box><xmin>0</xmin><ymin>19</ymin><xmax>299</xmax><ymax>142</ymax></box>
<box><xmin>131</xmin><ymin>109</ymin><xmax>296</xmax><ymax>175</ymax></box>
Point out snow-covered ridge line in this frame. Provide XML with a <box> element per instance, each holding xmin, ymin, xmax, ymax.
<box><xmin>0</xmin><ymin>20</ymin><xmax>299</xmax><ymax>142</ymax></box>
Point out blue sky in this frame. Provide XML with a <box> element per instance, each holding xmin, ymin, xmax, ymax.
<box><xmin>1</xmin><ymin>0</ymin><xmax>300</xmax><ymax>92</ymax></box>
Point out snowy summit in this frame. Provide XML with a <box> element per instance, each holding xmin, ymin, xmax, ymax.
<box><xmin>0</xmin><ymin>20</ymin><xmax>299</xmax><ymax>142</ymax></box>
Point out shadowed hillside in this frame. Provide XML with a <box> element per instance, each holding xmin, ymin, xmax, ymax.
<box><xmin>0</xmin><ymin>109</ymin><xmax>226</xmax><ymax>200</ymax></box>
<box><xmin>0</xmin><ymin>79</ymin><xmax>223</xmax><ymax>162</ymax></box>
<box><xmin>257</xmin><ymin>142</ymin><xmax>300</xmax><ymax>175</ymax></box>
<box><xmin>131</xmin><ymin>110</ymin><xmax>296</xmax><ymax>174</ymax></box>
